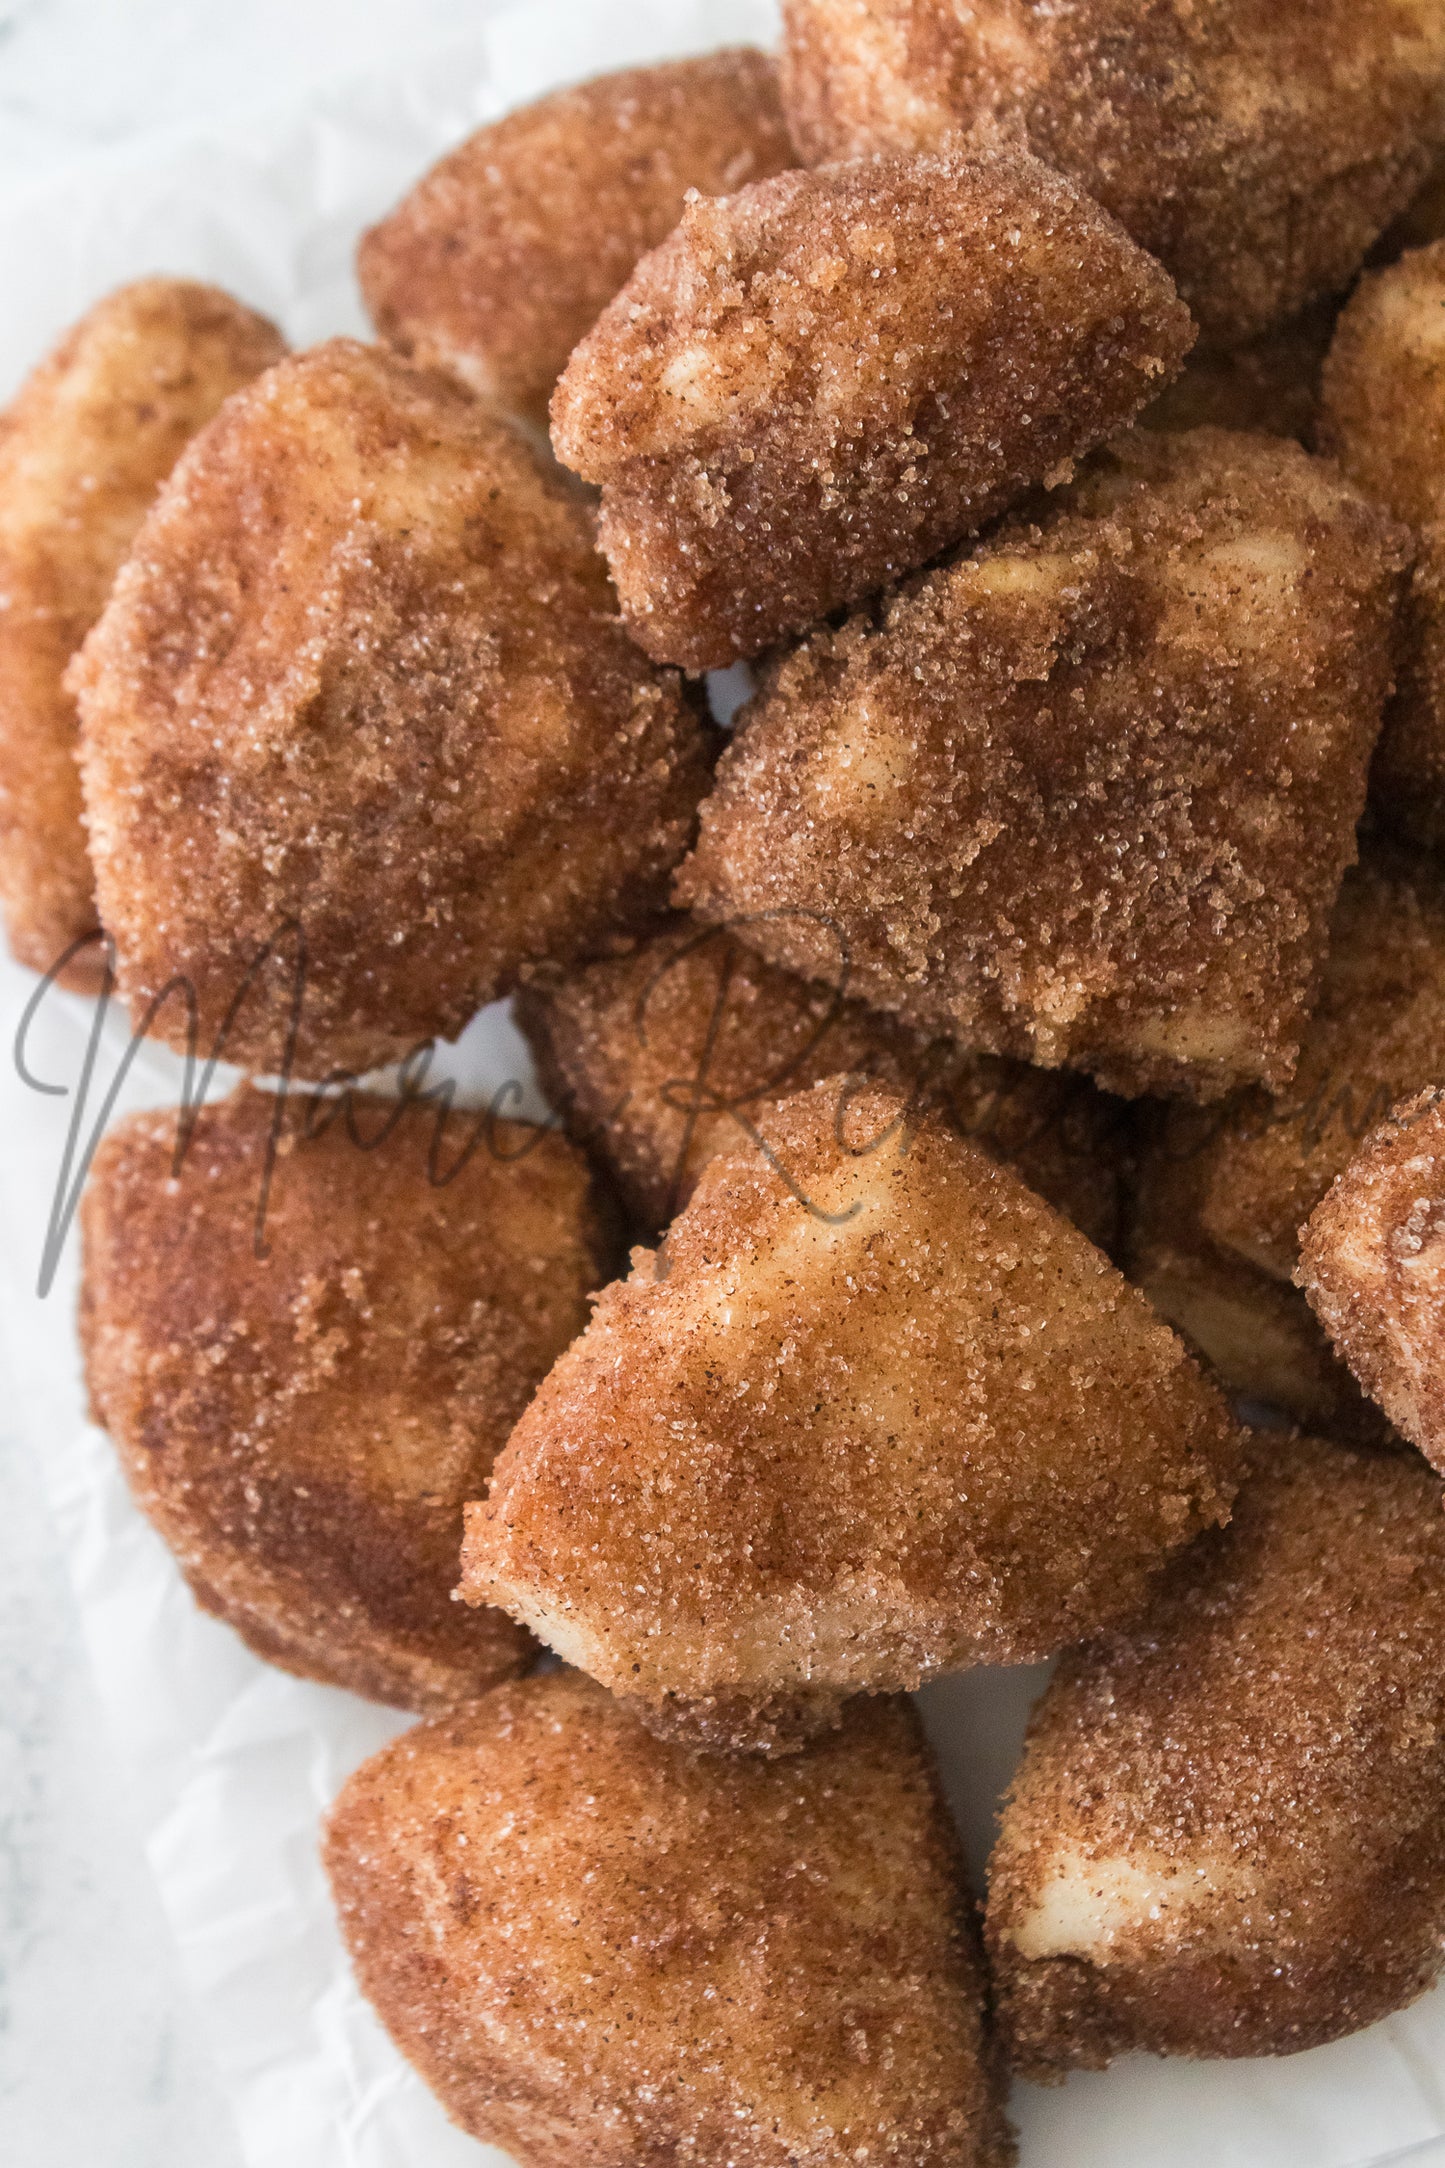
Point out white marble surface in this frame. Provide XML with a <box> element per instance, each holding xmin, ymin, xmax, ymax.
<box><xmin>0</xmin><ymin>11</ymin><xmax>519</xmax><ymax>2163</ymax></box>
<box><xmin>0</xmin><ymin>0</ymin><xmax>490</xmax><ymax>193</ymax></box>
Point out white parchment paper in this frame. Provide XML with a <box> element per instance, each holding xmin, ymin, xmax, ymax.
<box><xmin>0</xmin><ymin>5</ymin><xmax>1443</xmax><ymax>2162</ymax></box>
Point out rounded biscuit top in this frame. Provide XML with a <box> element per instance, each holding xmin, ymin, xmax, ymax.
<box><xmin>359</xmin><ymin>48</ymin><xmax>796</xmax><ymax>424</ymax></box>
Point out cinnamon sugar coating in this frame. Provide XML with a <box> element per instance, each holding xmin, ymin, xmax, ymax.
<box><xmin>79</xmin><ymin>1083</ymin><xmax>613</xmax><ymax>1710</ymax></box>
<box><xmin>515</xmin><ymin>916</ymin><xmax>1129</xmax><ymax>1247</ymax></box>
<box><xmin>780</xmin><ymin>0</ymin><xmax>1445</xmax><ymax>346</ymax></box>
<box><xmin>550</xmin><ymin>147</ymin><xmax>1193</xmax><ymax>669</ymax></box>
<box><xmin>1321</xmin><ymin>239</ymin><xmax>1445</xmax><ymax>532</ymax></box>
<box><xmin>461</xmin><ymin>1081</ymin><xmax>1240</xmax><ymax>1752</ymax></box>
<box><xmin>359</xmin><ymin>51</ymin><xmax>795</xmax><ymax>427</ymax></box>
<box><xmin>1321</xmin><ymin>241</ymin><xmax>1445</xmax><ymax>848</ymax></box>
<box><xmin>1132</xmin><ymin>845</ymin><xmax>1445</xmax><ymax>1430</ymax></box>
<box><xmin>678</xmin><ymin>428</ymin><xmax>1406</xmax><ymax>1104</ymax></box>
<box><xmin>71</xmin><ymin>339</ymin><xmax>710</xmax><ymax>1078</ymax></box>
<box><xmin>324</xmin><ymin>1674</ymin><xmax>1015</xmax><ymax>2168</ymax></box>
<box><xmin>986</xmin><ymin>1435</ymin><xmax>1445</xmax><ymax>2072</ymax></box>
<box><xmin>1301</xmin><ymin>1087</ymin><xmax>1445</xmax><ymax>1470</ymax></box>
<box><xmin>0</xmin><ymin>278</ymin><xmax>284</xmax><ymax>994</ymax></box>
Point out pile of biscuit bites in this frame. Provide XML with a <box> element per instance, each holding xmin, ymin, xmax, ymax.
<box><xmin>11</xmin><ymin>4</ymin><xmax>1445</xmax><ymax>2161</ymax></box>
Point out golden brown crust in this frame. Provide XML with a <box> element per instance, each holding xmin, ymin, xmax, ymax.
<box><xmin>1320</xmin><ymin>237</ymin><xmax>1445</xmax><ymax>531</ymax></box>
<box><xmin>324</xmin><ymin>1674</ymin><xmax>1016</xmax><ymax>2168</ymax></box>
<box><xmin>359</xmin><ymin>51</ymin><xmax>796</xmax><ymax>426</ymax></box>
<box><xmin>615</xmin><ymin>1682</ymin><xmax>850</xmax><ymax>1759</ymax></box>
<box><xmin>780</xmin><ymin>0</ymin><xmax>1445</xmax><ymax>345</ymax></box>
<box><xmin>986</xmin><ymin>1435</ymin><xmax>1445</xmax><ymax>2071</ymax></box>
<box><xmin>677</xmin><ymin>428</ymin><xmax>1406</xmax><ymax>1103</ymax></box>
<box><xmin>551</xmin><ymin>147</ymin><xmax>1193</xmax><ymax>669</ymax></box>
<box><xmin>1139</xmin><ymin>299</ymin><xmax>1336</xmax><ymax>445</ymax></box>
<box><xmin>1131</xmin><ymin>846</ymin><xmax>1445</xmax><ymax>1425</ymax></box>
<box><xmin>71</xmin><ymin>338</ymin><xmax>712</xmax><ymax>1077</ymax></box>
<box><xmin>79</xmin><ymin>1082</ymin><xmax>614</xmax><ymax>1710</ymax></box>
<box><xmin>515</xmin><ymin>916</ymin><xmax>1129</xmax><ymax>1248</ymax></box>
<box><xmin>0</xmin><ymin>278</ymin><xmax>285</xmax><ymax>992</ymax></box>
<box><xmin>1300</xmin><ymin>1086</ymin><xmax>1445</xmax><ymax>1469</ymax></box>
<box><xmin>461</xmin><ymin>1080</ymin><xmax>1240</xmax><ymax>1745</ymax></box>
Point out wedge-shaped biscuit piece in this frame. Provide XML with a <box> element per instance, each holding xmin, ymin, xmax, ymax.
<box><xmin>1132</xmin><ymin>845</ymin><xmax>1445</xmax><ymax>1430</ymax></box>
<box><xmin>679</xmin><ymin>429</ymin><xmax>1405</xmax><ymax>1103</ymax></box>
<box><xmin>1301</xmin><ymin>1087</ymin><xmax>1445</xmax><ymax>1468</ymax></box>
<box><xmin>72</xmin><ymin>339</ymin><xmax>711</xmax><ymax>1076</ymax></box>
<box><xmin>325</xmin><ymin>1673</ymin><xmax>1015</xmax><ymax>2168</ymax></box>
<box><xmin>780</xmin><ymin>0</ymin><xmax>1445</xmax><ymax>346</ymax></box>
<box><xmin>517</xmin><ymin>915</ymin><xmax>1128</xmax><ymax>1248</ymax></box>
<box><xmin>81</xmin><ymin>1083</ymin><xmax>613</xmax><ymax>1710</ymax></box>
<box><xmin>0</xmin><ymin>278</ymin><xmax>284</xmax><ymax>993</ymax></box>
<box><xmin>551</xmin><ymin>147</ymin><xmax>1193</xmax><ymax>669</ymax></box>
<box><xmin>462</xmin><ymin>1081</ymin><xmax>1240</xmax><ymax>1753</ymax></box>
<box><xmin>359</xmin><ymin>51</ymin><xmax>795</xmax><ymax>427</ymax></box>
<box><xmin>1322</xmin><ymin>240</ymin><xmax>1445</xmax><ymax>848</ymax></box>
<box><xmin>987</xmin><ymin>1435</ymin><xmax>1445</xmax><ymax>2070</ymax></box>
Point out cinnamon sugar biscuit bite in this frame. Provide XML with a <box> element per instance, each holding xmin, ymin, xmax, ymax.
<box><xmin>359</xmin><ymin>51</ymin><xmax>795</xmax><ymax>428</ymax></box>
<box><xmin>1132</xmin><ymin>844</ymin><xmax>1445</xmax><ymax>1431</ymax></box>
<box><xmin>780</xmin><ymin>0</ymin><xmax>1445</xmax><ymax>346</ymax></box>
<box><xmin>1320</xmin><ymin>238</ymin><xmax>1445</xmax><ymax>533</ymax></box>
<box><xmin>325</xmin><ymin>1674</ymin><xmax>1015</xmax><ymax>2168</ymax></box>
<box><xmin>461</xmin><ymin>1080</ymin><xmax>1241</xmax><ymax>1755</ymax></box>
<box><xmin>1321</xmin><ymin>240</ymin><xmax>1445</xmax><ymax>848</ymax></box>
<box><xmin>71</xmin><ymin>339</ymin><xmax>711</xmax><ymax>1077</ymax></box>
<box><xmin>80</xmin><ymin>1083</ymin><xmax>614</xmax><ymax>1711</ymax></box>
<box><xmin>1300</xmin><ymin>1087</ymin><xmax>1445</xmax><ymax>1470</ymax></box>
<box><xmin>678</xmin><ymin>428</ymin><xmax>1406</xmax><ymax>1104</ymax></box>
<box><xmin>550</xmin><ymin>146</ymin><xmax>1193</xmax><ymax>669</ymax></box>
<box><xmin>987</xmin><ymin>1436</ymin><xmax>1445</xmax><ymax>2070</ymax></box>
<box><xmin>0</xmin><ymin>279</ymin><xmax>284</xmax><ymax>993</ymax></box>
<box><xmin>516</xmin><ymin>915</ymin><xmax>1129</xmax><ymax>1249</ymax></box>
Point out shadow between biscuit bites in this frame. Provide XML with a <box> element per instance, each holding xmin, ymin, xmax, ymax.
<box><xmin>676</xmin><ymin>426</ymin><xmax>1408</xmax><ymax>1106</ymax></box>
<box><xmin>460</xmin><ymin>1077</ymin><xmax>1241</xmax><ymax>1754</ymax></box>
<box><xmin>550</xmin><ymin>145</ymin><xmax>1194</xmax><ymax>669</ymax></box>
<box><xmin>324</xmin><ymin>1670</ymin><xmax>1016</xmax><ymax>2168</ymax></box>
<box><xmin>1138</xmin><ymin>296</ymin><xmax>1338</xmax><ymax>445</ymax></box>
<box><xmin>0</xmin><ymin>278</ymin><xmax>286</xmax><ymax>995</ymax></box>
<box><xmin>79</xmin><ymin>1081</ymin><xmax>617</xmax><ymax>1711</ymax></box>
<box><xmin>70</xmin><ymin>337</ymin><xmax>713</xmax><ymax>1080</ymax></box>
<box><xmin>1132</xmin><ymin>841</ymin><xmax>1445</xmax><ymax>1435</ymax></box>
<box><xmin>986</xmin><ymin>1434</ymin><xmax>1445</xmax><ymax>2072</ymax></box>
